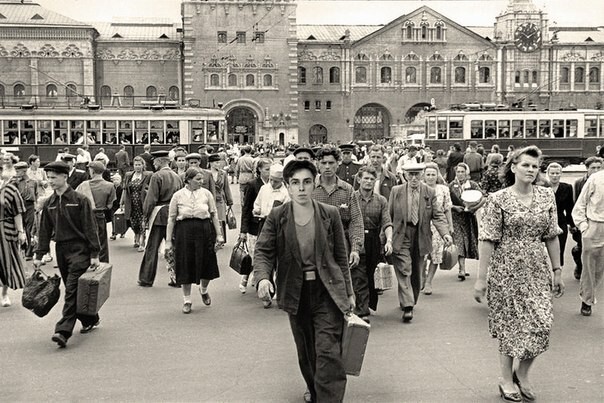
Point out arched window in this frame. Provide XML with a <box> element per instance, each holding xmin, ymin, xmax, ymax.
<box><xmin>66</xmin><ymin>83</ymin><xmax>78</xmax><ymax>99</ymax></box>
<box><xmin>14</xmin><ymin>83</ymin><xmax>25</xmax><ymax>97</ymax></box>
<box><xmin>329</xmin><ymin>67</ymin><xmax>340</xmax><ymax>84</ymax></box>
<box><xmin>532</xmin><ymin>71</ymin><xmax>538</xmax><ymax>85</ymax></box>
<box><xmin>515</xmin><ymin>71</ymin><xmax>521</xmax><ymax>84</ymax></box>
<box><xmin>309</xmin><ymin>124</ymin><xmax>328</xmax><ymax>144</ymax></box>
<box><xmin>454</xmin><ymin>67</ymin><xmax>466</xmax><ymax>84</ymax></box>
<box><xmin>560</xmin><ymin>67</ymin><xmax>570</xmax><ymax>83</ymax></box>
<box><xmin>380</xmin><ymin>66</ymin><xmax>392</xmax><ymax>84</ymax></box>
<box><xmin>436</xmin><ymin>25</ymin><xmax>442</xmax><ymax>40</ymax></box>
<box><xmin>245</xmin><ymin>74</ymin><xmax>255</xmax><ymax>87</ymax></box>
<box><xmin>46</xmin><ymin>84</ymin><xmax>58</xmax><ymax>97</ymax></box>
<box><xmin>523</xmin><ymin>70</ymin><xmax>530</xmax><ymax>84</ymax></box>
<box><xmin>406</xmin><ymin>25</ymin><xmax>413</xmax><ymax>39</ymax></box>
<box><xmin>168</xmin><ymin>86</ymin><xmax>179</xmax><ymax>102</ymax></box>
<box><xmin>210</xmin><ymin>74</ymin><xmax>220</xmax><ymax>87</ymax></box>
<box><xmin>228</xmin><ymin>74</ymin><xmax>237</xmax><ymax>87</ymax></box>
<box><xmin>479</xmin><ymin>67</ymin><xmax>490</xmax><ymax>83</ymax></box>
<box><xmin>575</xmin><ymin>67</ymin><xmax>585</xmax><ymax>83</ymax></box>
<box><xmin>123</xmin><ymin>85</ymin><xmax>134</xmax><ymax>106</ymax></box>
<box><xmin>421</xmin><ymin>25</ymin><xmax>427</xmax><ymax>40</ymax></box>
<box><xmin>146</xmin><ymin>85</ymin><xmax>157</xmax><ymax>100</ymax></box>
<box><xmin>430</xmin><ymin>67</ymin><xmax>442</xmax><ymax>84</ymax></box>
<box><xmin>589</xmin><ymin>67</ymin><xmax>600</xmax><ymax>83</ymax></box>
<box><xmin>355</xmin><ymin>66</ymin><xmax>367</xmax><ymax>84</ymax></box>
<box><xmin>405</xmin><ymin>67</ymin><xmax>417</xmax><ymax>84</ymax></box>
<box><xmin>298</xmin><ymin>67</ymin><xmax>306</xmax><ymax>84</ymax></box>
<box><xmin>313</xmin><ymin>66</ymin><xmax>323</xmax><ymax>84</ymax></box>
<box><xmin>263</xmin><ymin>74</ymin><xmax>272</xmax><ymax>87</ymax></box>
<box><xmin>100</xmin><ymin>85</ymin><xmax>111</xmax><ymax>102</ymax></box>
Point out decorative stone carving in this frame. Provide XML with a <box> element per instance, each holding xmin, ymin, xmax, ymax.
<box><xmin>244</xmin><ymin>55</ymin><xmax>256</xmax><ymax>68</ymax></box>
<box><xmin>319</xmin><ymin>50</ymin><xmax>341</xmax><ymax>61</ymax></box>
<box><xmin>117</xmin><ymin>49</ymin><xmax>138</xmax><ymax>60</ymax></box>
<box><xmin>163</xmin><ymin>49</ymin><xmax>181</xmax><ymax>60</ymax></box>
<box><xmin>62</xmin><ymin>44</ymin><xmax>83</xmax><ymax>58</ymax></box>
<box><xmin>96</xmin><ymin>48</ymin><xmax>115</xmax><ymax>60</ymax></box>
<box><xmin>591</xmin><ymin>52</ymin><xmax>604</xmax><ymax>62</ymax></box>
<box><xmin>11</xmin><ymin>43</ymin><xmax>30</xmax><ymax>57</ymax></box>
<box><xmin>562</xmin><ymin>52</ymin><xmax>585</xmax><ymax>61</ymax></box>
<box><xmin>37</xmin><ymin>44</ymin><xmax>59</xmax><ymax>57</ymax></box>
<box><xmin>262</xmin><ymin>55</ymin><xmax>275</xmax><ymax>68</ymax></box>
<box><xmin>208</xmin><ymin>55</ymin><xmax>221</xmax><ymax>68</ymax></box>
<box><xmin>298</xmin><ymin>49</ymin><xmax>317</xmax><ymax>61</ymax></box>
<box><xmin>0</xmin><ymin>45</ymin><xmax>8</xmax><ymax>57</ymax></box>
<box><xmin>141</xmin><ymin>49</ymin><xmax>162</xmax><ymax>60</ymax></box>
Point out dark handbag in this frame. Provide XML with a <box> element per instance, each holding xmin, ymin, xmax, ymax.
<box><xmin>229</xmin><ymin>239</ymin><xmax>253</xmax><ymax>275</ymax></box>
<box><xmin>22</xmin><ymin>269</ymin><xmax>61</xmax><ymax>318</ymax></box>
<box><xmin>226</xmin><ymin>207</ymin><xmax>237</xmax><ymax>230</ymax></box>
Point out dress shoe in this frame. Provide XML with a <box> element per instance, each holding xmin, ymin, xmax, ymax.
<box><xmin>239</xmin><ymin>284</ymin><xmax>247</xmax><ymax>294</ymax></box>
<box><xmin>109</xmin><ymin>235</ymin><xmax>116</xmax><ymax>241</ymax></box>
<box><xmin>423</xmin><ymin>285</ymin><xmax>433</xmax><ymax>295</ymax></box>
<box><xmin>201</xmin><ymin>291</ymin><xmax>211</xmax><ymax>306</ymax></box>
<box><xmin>458</xmin><ymin>271</ymin><xmax>466</xmax><ymax>281</ymax></box>
<box><xmin>581</xmin><ymin>302</ymin><xmax>592</xmax><ymax>316</ymax></box>
<box><xmin>402</xmin><ymin>307</ymin><xmax>414</xmax><ymax>323</ymax></box>
<box><xmin>51</xmin><ymin>333</ymin><xmax>67</xmax><ymax>348</ymax></box>
<box><xmin>512</xmin><ymin>371</ymin><xmax>536</xmax><ymax>401</ymax></box>
<box><xmin>137</xmin><ymin>246</ymin><xmax>145</xmax><ymax>253</ymax></box>
<box><xmin>168</xmin><ymin>281</ymin><xmax>180</xmax><ymax>288</ymax></box>
<box><xmin>1</xmin><ymin>296</ymin><xmax>11</xmax><ymax>307</ymax></box>
<box><xmin>498</xmin><ymin>384</ymin><xmax>522</xmax><ymax>402</ymax></box>
<box><xmin>263</xmin><ymin>299</ymin><xmax>272</xmax><ymax>309</ymax></box>
<box><xmin>137</xmin><ymin>281</ymin><xmax>152</xmax><ymax>287</ymax></box>
<box><xmin>80</xmin><ymin>320</ymin><xmax>100</xmax><ymax>334</ymax></box>
<box><xmin>182</xmin><ymin>302</ymin><xmax>192</xmax><ymax>314</ymax></box>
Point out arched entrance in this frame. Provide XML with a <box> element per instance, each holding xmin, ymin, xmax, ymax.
<box><xmin>353</xmin><ymin>104</ymin><xmax>391</xmax><ymax>141</ymax></box>
<box><xmin>227</xmin><ymin>107</ymin><xmax>256</xmax><ymax>144</ymax></box>
<box><xmin>309</xmin><ymin>124</ymin><xmax>327</xmax><ymax>144</ymax></box>
<box><xmin>405</xmin><ymin>102</ymin><xmax>432</xmax><ymax>123</ymax></box>
<box><xmin>279</xmin><ymin>132</ymin><xmax>285</xmax><ymax>146</ymax></box>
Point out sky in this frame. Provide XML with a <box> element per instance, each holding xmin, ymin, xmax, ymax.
<box><xmin>35</xmin><ymin>0</ymin><xmax>604</xmax><ymax>27</ymax></box>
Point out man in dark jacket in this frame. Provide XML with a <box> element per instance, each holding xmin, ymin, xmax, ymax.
<box><xmin>139</xmin><ymin>144</ymin><xmax>154</xmax><ymax>172</ymax></box>
<box><xmin>114</xmin><ymin>145</ymin><xmax>130</xmax><ymax>178</ymax></box>
<box><xmin>446</xmin><ymin>143</ymin><xmax>465</xmax><ymax>183</ymax></box>
<box><xmin>62</xmin><ymin>154</ymin><xmax>88</xmax><ymax>189</ymax></box>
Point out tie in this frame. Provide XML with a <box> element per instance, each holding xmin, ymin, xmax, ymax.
<box><xmin>410</xmin><ymin>189</ymin><xmax>419</xmax><ymax>225</ymax></box>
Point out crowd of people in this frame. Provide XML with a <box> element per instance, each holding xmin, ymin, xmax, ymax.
<box><xmin>0</xmin><ymin>139</ymin><xmax>603</xmax><ymax>402</ymax></box>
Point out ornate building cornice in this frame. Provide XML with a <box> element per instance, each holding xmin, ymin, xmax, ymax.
<box><xmin>95</xmin><ymin>47</ymin><xmax>181</xmax><ymax>61</ymax></box>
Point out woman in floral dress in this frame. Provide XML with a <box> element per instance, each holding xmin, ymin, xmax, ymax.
<box><xmin>422</xmin><ymin>163</ymin><xmax>454</xmax><ymax>295</ymax></box>
<box><xmin>474</xmin><ymin>146</ymin><xmax>564</xmax><ymax>402</ymax></box>
<box><xmin>481</xmin><ymin>153</ymin><xmax>505</xmax><ymax>196</ymax></box>
<box><xmin>120</xmin><ymin>157</ymin><xmax>152</xmax><ymax>252</ymax></box>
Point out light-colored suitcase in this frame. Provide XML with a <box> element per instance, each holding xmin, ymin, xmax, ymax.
<box><xmin>77</xmin><ymin>264</ymin><xmax>112</xmax><ymax>315</ymax></box>
<box><xmin>341</xmin><ymin>313</ymin><xmax>370</xmax><ymax>376</ymax></box>
<box><xmin>374</xmin><ymin>263</ymin><xmax>394</xmax><ymax>290</ymax></box>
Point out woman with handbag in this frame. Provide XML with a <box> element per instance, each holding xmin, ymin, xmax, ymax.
<box><xmin>0</xmin><ymin>165</ymin><xmax>28</xmax><ymax>307</ymax></box>
<box><xmin>422</xmin><ymin>163</ymin><xmax>454</xmax><ymax>295</ymax></box>
<box><xmin>209</xmin><ymin>154</ymin><xmax>233</xmax><ymax>242</ymax></box>
<box><xmin>165</xmin><ymin>167</ymin><xmax>224</xmax><ymax>314</ymax></box>
<box><xmin>120</xmin><ymin>156</ymin><xmax>152</xmax><ymax>252</ymax></box>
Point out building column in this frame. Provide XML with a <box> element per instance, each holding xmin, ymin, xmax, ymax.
<box><xmin>82</xmin><ymin>57</ymin><xmax>95</xmax><ymax>103</ymax></box>
<box><xmin>29</xmin><ymin>58</ymin><xmax>39</xmax><ymax>105</ymax></box>
<box><xmin>570</xmin><ymin>62</ymin><xmax>575</xmax><ymax>91</ymax></box>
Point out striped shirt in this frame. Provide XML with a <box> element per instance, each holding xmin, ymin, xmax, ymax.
<box><xmin>0</xmin><ymin>182</ymin><xmax>26</xmax><ymax>242</ymax></box>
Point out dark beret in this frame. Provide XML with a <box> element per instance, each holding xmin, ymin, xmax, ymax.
<box><xmin>208</xmin><ymin>154</ymin><xmax>221</xmax><ymax>163</ymax></box>
<box><xmin>44</xmin><ymin>161</ymin><xmax>70</xmax><ymax>175</ymax></box>
<box><xmin>339</xmin><ymin>144</ymin><xmax>355</xmax><ymax>151</ymax></box>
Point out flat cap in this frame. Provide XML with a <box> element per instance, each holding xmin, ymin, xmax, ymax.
<box><xmin>401</xmin><ymin>161</ymin><xmax>426</xmax><ymax>172</ymax></box>
<box><xmin>208</xmin><ymin>154</ymin><xmax>221</xmax><ymax>163</ymax></box>
<box><xmin>293</xmin><ymin>147</ymin><xmax>315</xmax><ymax>158</ymax></box>
<box><xmin>339</xmin><ymin>144</ymin><xmax>355</xmax><ymax>151</ymax></box>
<box><xmin>151</xmin><ymin>150</ymin><xmax>170</xmax><ymax>158</ymax></box>
<box><xmin>269</xmin><ymin>164</ymin><xmax>284</xmax><ymax>178</ymax></box>
<box><xmin>44</xmin><ymin>161</ymin><xmax>70</xmax><ymax>175</ymax></box>
<box><xmin>88</xmin><ymin>161</ymin><xmax>105</xmax><ymax>172</ymax></box>
<box><xmin>61</xmin><ymin>153</ymin><xmax>77</xmax><ymax>161</ymax></box>
<box><xmin>185</xmin><ymin>153</ymin><xmax>202</xmax><ymax>161</ymax></box>
<box><xmin>14</xmin><ymin>162</ymin><xmax>28</xmax><ymax>170</ymax></box>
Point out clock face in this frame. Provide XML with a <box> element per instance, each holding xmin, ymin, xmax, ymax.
<box><xmin>514</xmin><ymin>23</ymin><xmax>542</xmax><ymax>53</ymax></box>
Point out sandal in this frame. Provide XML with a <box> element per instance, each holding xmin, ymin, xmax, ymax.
<box><xmin>512</xmin><ymin>372</ymin><xmax>536</xmax><ymax>401</ymax></box>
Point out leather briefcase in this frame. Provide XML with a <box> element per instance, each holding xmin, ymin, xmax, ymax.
<box><xmin>77</xmin><ymin>264</ymin><xmax>112</xmax><ymax>315</ymax></box>
<box><xmin>229</xmin><ymin>240</ymin><xmax>252</xmax><ymax>276</ymax></box>
<box><xmin>341</xmin><ymin>313</ymin><xmax>370</xmax><ymax>376</ymax></box>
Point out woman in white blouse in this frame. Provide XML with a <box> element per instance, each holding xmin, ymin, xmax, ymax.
<box><xmin>166</xmin><ymin>167</ymin><xmax>224</xmax><ymax>314</ymax></box>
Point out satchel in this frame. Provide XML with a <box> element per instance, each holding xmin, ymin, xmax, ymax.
<box><xmin>226</xmin><ymin>207</ymin><xmax>237</xmax><ymax>230</ymax></box>
<box><xmin>22</xmin><ymin>269</ymin><xmax>61</xmax><ymax>318</ymax></box>
<box><xmin>229</xmin><ymin>239</ymin><xmax>253</xmax><ymax>275</ymax></box>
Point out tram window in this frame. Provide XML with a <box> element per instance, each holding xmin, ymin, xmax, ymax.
<box><xmin>470</xmin><ymin>120</ymin><xmax>483</xmax><ymax>139</ymax></box>
<box><xmin>70</xmin><ymin>121</ymin><xmax>85</xmax><ymax>144</ymax></box>
<box><xmin>119</xmin><ymin>120</ymin><xmax>133</xmax><ymax>144</ymax></box>
<box><xmin>538</xmin><ymin>120</ymin><xmax>551</xmax><ymax>138</ymax></box>
<box><xmin>37</xmin><ymin>120</ymin><xmax>52</xmax><ymax>144</ymax></box>
<box><xmin>166</xmin><ymin>121</ymin><xmax>180</xmax><ymax>144</ymax></box>
<box><xmin>485</xmin><ymin>120</ymin><xmax>496</xmax><ymax>139</ymax></box>
<box><xmin>498</xmin><ymin>120</ymin><xmax>510</xmax><ymax>138</ymax></box>
<box><xmin>191</xmin><ymin>121</ymin><xmax>204</xmax><ymax>143</ymax></box>
<box><xmin>512</xmin><ymin>120</ymin><xmax>524</xmax><ymax>138</ymax></box>
<box><xmin>150</xmin><ymin>121</ymin><xmax>164</xmax><ymax>144</ymax></box>
<box><xmin>437</xmin><ymin>118</ymin><xmax>447</xmax><ymax>139</ymax></box>
<box><xmin>21</xmin><ymin>120</ymin><xmax>35</xmax><ymax>144</ymax></box>
<box><xmin>585</xmin><ymin>118</ymin><xmax>598</xmax><ymax>137</ymax></box>
<box><xmin>525</xmin><ymin>120</ymin><xmax>537</xmax><ymax>138</ymax></box>
<box><xmin>208</xmin><ymin>121</ymin><xmax>219</xmax><ymax>142</ymax></box>
<box><xmin>53</xmin><ymin>120</ymin><xmax>68</xmax><ymax>144</ymax></box>
<box><xmin>566</xmin><ymin>119</ymin><xmax>578</xmax><ymax>137</ymax></box>
<box><xmin>103</xmin><ymin>121</ymin><xmax>117</xmax><ymax>144</ymax></box>
<box><xmin>134</xmin><ymin>120</ymin><xmax>148</xmax><ymax>144</ymax></box>
<box><xmin>5</xmin><ymin>120</ymin><xmax>19</xmax><ymax>144</ymax></box>
<box><xmin>552</xmin><ymin>120</ymin><xmax>564</xmax><ymax>138</ymax></box>
<box><xmin>427</xmin><ymin>117</ymin><xmax>436</xmax><ymax>139</ymax></box>
<box><xmin>86</xmin><ymin>121</ymin><xmax>100</xmax><ymax>144</ymax></box>
<box><xmin>449</xmin><ymin>118</ymin><xmax>463</xmax><ymax>139</ymax></box>
<box><xmin>600</xmin><ymin>117</ymin><xmax>604</xmax><ymax>137</ymax></box>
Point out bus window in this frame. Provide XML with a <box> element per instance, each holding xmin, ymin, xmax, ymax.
<box><xmin>86</xmin><ymin>121</ymin><xmax>100</xmax><ymax>144</ymax></box>
<box><xmin>207</xmin><ymin>121</ymin><xmax>220</xmax><ymax>142</ymax></box>
<box><xmin>498</xmin><ymin>120</ymin><xmax>510</xmax><ymax>138</ymax></box>
<box><xmin>134</xmin><ymin>120</ymin><xmax>148</xmax><ymax>144</ymax></box>
<box><xmin>512</xmin><ymin>120</ymin><xmax>524</xmax><ymax>138</ymax></box>
<box><xmin>103</xmin><ymin>120</ymin><xmax>117</xmax><ymax>144</ymax></box>
<box><xmin>427</xmin><ymin>117</ymin><xmax>436</xmax><ymax>139</ymax></box>
<box><xmin>37</xmin><ymin>120</ymin><xmax>52</xmax><ymax>144</ymax></box>
<box><xmin>191</xmin><ymin>121</ymin><xmax>204</xmax><ymax>143</ymax></box>
<box><xmin>470</xmin><ymin>120</ymin><xmax>483</xmax><ymax>139</ymax></box>
<box><xmin>539</xmin><ymin>120</ymin><xmax>551</xmax><ymax>138</ymax></box>
<box><xmin>566</xmin><ymin>119</ymin><xmax>578</xmax><ymax>137</ymax></box>
<box><xmin>525</xmin><ymin>120</ymin><xmax>537</xmax><ymax>138</ymax></box>
<box><xmin>21</xmin><ymin>120</ymin><xmax>35</xmax><ymax>144</ymax></box>
<box><xmin>150</xmin><ymin>120</ymin><xmax>164</xmax><ymax>144</ymax></box>
<box><xmin>585</xmin><ymin>118</ymin><xmax>597</xmax><ymax>137</ymax></box>
<box><xmin>437</xmin><ymin>118</ymin><xmax>447</xmax><ymax>139</ymax></box>
<box><xmin>166</xmin><ymin>121</ymin><xmax>180</xmax><ymax>144</ymax></box>
<box><xmin>485</xmin><ymin>120</ymin><xmax>496</xmax><ymax>139</ymax></box>
<box><xmin>552</xmin><ymin>120</ymin><xmax>564</xmax><ymax>138</ymax></box>
<box><xmin>53</xmin><ymin>120</ymin><xmax>68</xmax><ymax>144</ymax></box>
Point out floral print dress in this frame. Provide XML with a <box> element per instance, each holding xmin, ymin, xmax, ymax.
<box><xmin>479</xmin><ymin>186</ymin><xmax>561</xmax><ymax>359</ymax></box>
<box><xmin>429</xmin><ymin>184</ymin><xmax>452</xmax><ymax>264</ymax></box>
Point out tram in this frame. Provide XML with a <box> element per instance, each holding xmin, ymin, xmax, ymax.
<box><xmin>423</xmin><ymin>107</ymin><xmax>604</xmax><ymax>165</ymax></box>
<box><xmin>0</xmin><ymin>105</ymin><xmax>226</xmax><ymax>164</ymax></box>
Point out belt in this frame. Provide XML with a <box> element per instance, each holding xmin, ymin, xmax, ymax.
<box><xmin>364</xmin><ymin>228</ymin><xmax>380</xmax><ymax>234</ymax></box>
<box><xmin>407</xmin><ymin>222</ymin><xmax>418</xmax><ymax>228</ymax></box>
<box><xmin>303</xmin><ymin>271</ymin><xmax>317</xmax><ymax>281</ymax></box>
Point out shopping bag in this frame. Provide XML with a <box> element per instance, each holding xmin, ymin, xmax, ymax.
<box><xmin>22</xmin><ymin>269</ymin><xmax>61</xmax><ymax>318</ymax></box>
<box><xmin>374</xmin><ymin>263</ymin><xmax>394</xmax><ymax>291</ymax></box>
<box><xmin>440</xmin><ymin>244</ymin><xmax>459</xmax><ymax>270</ymax></box>
<box><xmin>229</xmin><ymin>239</ymin><xmax>252</xmax><ymax>275</ymax></box>
<box><xmin>226</xmin><ymin>207</ymin><xmax>237</xmax><ymax>230</ymax></box>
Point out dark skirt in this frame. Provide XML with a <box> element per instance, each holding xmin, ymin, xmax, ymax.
<box><xmin>174</xmin><ymin>218</ymin><xmax>220</xmax><ymax>285</ymax></box>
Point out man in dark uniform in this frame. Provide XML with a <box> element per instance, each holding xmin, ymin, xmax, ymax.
<box><xmin>62</xmin><ymin>154</ymin><xmax>88</xmax><ymax>189</ymax></box>
<box><xmin>139</xmin><ymin>144</ymin><xmax>154</xmax><ymax>172</ymax></box>
<box><xmin>34</xmin><ymin>161</ymin><xmax>102</xmax><ymax>348</ymax></box>
<box><xmin>76</xmin><ymin>161</ymin><xmax>116</xmax><ymax>263</ymax></box>
<box><xmin>336</xmin><ymin>143</ymin><xmax>360</xmax><ymax>186</ymax></box>
<box><xmin>138</xmin><ymin>150</ymin><xmax>183</xmax><ymax>287</ymax></box>
<box><xmin>11</xmin><ymin>161</ymin><xmax>39</xmax><ymax>260</ymax></box>
<box><xmin>184</xmin><ymin>153</ymin><xmax>216</xmax><ymax>196</ymax></box>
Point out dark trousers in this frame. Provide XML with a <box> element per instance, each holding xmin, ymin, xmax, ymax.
<box><xmin>392</xmin><ymin>225</ymin><xmax>422</xmax><ymax>309</ymax></box>
<box><xmin>23</xmin><ymin>203</ymin><xmax>36</xmax><ymax>258</ymax></box>
<box><xmin>95</xmin><ymin>213</ymin><xmax>109</xmax><ymax>263</ymax></box>
<box><xmin>572</xmin><ymin>230</ymin><xmax>583</xmax><ymax>274</ymax></box>
<box><xmin>558</xmin><ymin>227</ymin><xmax>568</xmax><ymax>267</ymax></box>
<box><xmin>138</xmin><ymin>224</ymin><xmax>166</xmax><ymax>286</ymax></box>
<box><xmin>351</xmin><ymin>230</ymin><xmax>381</xmax><ymax>316</ymax></box>
<box><xmin>55</xmin><ymin>241</ymin><xmax>99</xmax><ymax>338</ymax></box>
<box><xmin>288</xmin><ymin>279</ymin><xmax>346</xmax><ymax>403</ymax></box>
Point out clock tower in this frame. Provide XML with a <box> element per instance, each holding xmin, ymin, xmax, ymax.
<box><xmin>494</xmin><ymin>0</ymin><xmax>551</xmax><ymax>103</ymax></box>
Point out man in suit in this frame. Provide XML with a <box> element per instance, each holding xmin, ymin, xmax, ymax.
<box><xmin>61</xmin><ymin>154</ymin><xmax>88</xmax><ymax>189</ymax></box>
<box><xmin>389</xmin><ymin>162</ymin><xmax>452</xmax><ymax>322</ymax></box>
<box><xmin>138</xmin><ymin>144</ymin><xmax>154</xmax><ymax>172</ymax></box>
<box><xmin>547</xmin><ymin>163</ymin><xmax>576</xmax><ymax>271</ymax></box>
<box><xmin>254</xmin><ymin>160</ymin><xmax>355</xmax><ymax>403</ymax></box>
<box><xmin>114</xmin><ymin>145</ymin><xmax>130</xmax><ymax>179</ymax></box>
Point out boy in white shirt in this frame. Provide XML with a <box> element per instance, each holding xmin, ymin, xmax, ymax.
<box><xmin>253</xmin><ymin>164</ymin><xmax>290</xmax><ymax>219</ymax></box>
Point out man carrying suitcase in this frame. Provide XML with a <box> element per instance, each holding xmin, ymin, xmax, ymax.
<box><xmin>34</xmin><ymin>161</ymin><xmax>102</xmax><ymax>348</ymax></box>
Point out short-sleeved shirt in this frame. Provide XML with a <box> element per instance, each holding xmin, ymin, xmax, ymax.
<box><xmin>169</xmin><ymin>187</ymin><xmax>216</xmax><ymax>221</ymax></box>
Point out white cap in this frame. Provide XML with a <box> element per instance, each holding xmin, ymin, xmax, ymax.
<box><xmin>269</xmin><ymin>163</ymin><xmax>284</xmax><ymax>178</ymax></box>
